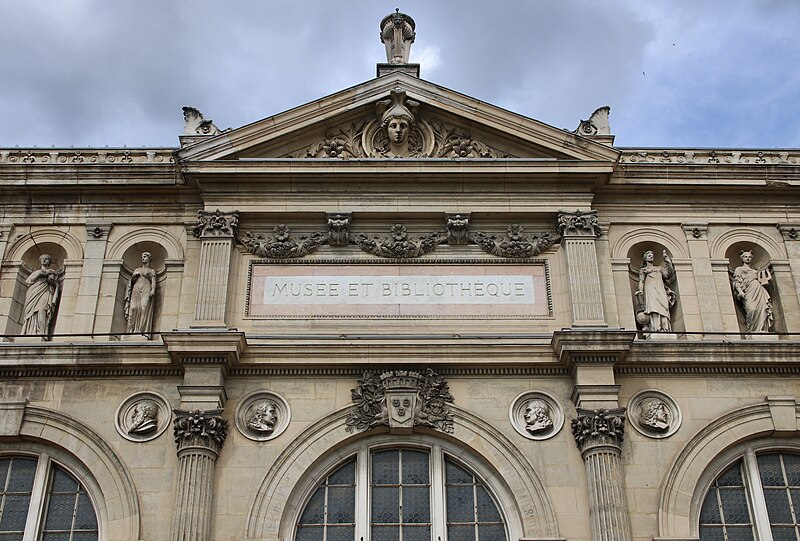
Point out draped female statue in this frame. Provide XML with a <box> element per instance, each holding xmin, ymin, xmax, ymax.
<box><xmin>124</xmin><ymin>252</ymin><xmax>157</xmax><ymax>335</ymax></box>
<box><xmin>22</xmin><ymin>253</ymin><xmax>64</xmax><ymax>337</ymax></box>
<box><xmin>636</xmin><ymin>249</ymin><xmax>677</xmax><ymax>332</ymax></box>
<box><xmin>733</xmin><ymin>249</ymin><xmax>773</xmax><ymax>333</ymax></box>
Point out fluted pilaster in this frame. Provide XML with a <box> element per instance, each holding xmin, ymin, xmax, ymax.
<box><xmin>557</xmin><ymin>210</ymin><xmax>606</xmax><ymax>326</ymax></box>
<box><xmin>171</xmin><ymin>409</ymin><xmax>228</xmax><ymax>541</ymax></box>
<box><xmin>192</xmin><ymin>210</ymin><xmax>238</xmax><ymax>326</ymax></box>
<box><xmin>572</xmin><ymin>408</ymin><xmax>632</xmax><ymax>541</ymax></box>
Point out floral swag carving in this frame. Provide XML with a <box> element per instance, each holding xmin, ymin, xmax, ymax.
<box><xmin>346</xmin><ymin>369</ymin><xmax>455</xmax><ymax>434</ymax></box>
<box><xmin>238</xmin><ymin>220</ymin><xmax>558</xmax><ymax>260</ymax></box>
<box><xmin>571</xmin><ymin>408</ymin><xmax>626</xmax><ymax>452</ymax></box>
<box><xmin>173</xmin><ymin>409</ymin><xmax>229</xmax><ymax>453</ymax></box>
<box><xmin>239</xmin><ymin>225</ymin><xmax>326</xmax><ymax>259</ymax></box>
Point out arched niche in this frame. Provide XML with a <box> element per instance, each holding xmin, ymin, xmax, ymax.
<box><xmin>723</xmin><ymin>240</ymin><xmax>785</xmax><ymax>333</ymax></box>
<box><xmin>111</xmin><ymin>242</ymin><xmax>169</xmax><ymax>338</ymax></box>
<box><xmin>611</xmin><ymin>227</ymin><xmax>688</xmax><ymax>260</ymax></box>
<box><xmin>245</xmin><ymin>405</ymin><xmax>560</xmax><ymax>541</ymax></box>
<box><xmin>626</xmin><ymin>241</ymin><xmax>684</xmax><ymax>334</ymax></box>
<box><xmin>3</xmin><ymin>242</ymin><xmax>70</xmax><ymax>337</ymax></box>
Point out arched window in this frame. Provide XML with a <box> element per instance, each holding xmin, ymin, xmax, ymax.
<box><xmin>0</xmin><ymin>454</ymin><xmax>98</xmax><ymax>541</ymax></box>
<box><xmin>700</xmin><ymin>449</ymin><xmax>800</xmax><ymax>540</ymax></box>
<box><xmin>295</xmin><ymin>444</ymin><xmax>507</xmax><ymax>541</ymax></box>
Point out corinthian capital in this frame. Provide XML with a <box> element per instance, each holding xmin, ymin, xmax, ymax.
<box><xmin>173</xmin><ymin>409</ymin><xmax>229</xmax><ymax>454</ymax></box>
<box><xmin>571</xmin><ymin>408</ymin><xmax>626</xmax><ymax>453</ymax></box>
<box><xmin>193</xmin><ymin>209</ymin><xmax>239</xmax><ymax>238</ymax></box>
<box><xmin>557</xmin><ymin>210</ymin><xmax>602</xmax><ymax>237</ymax></box>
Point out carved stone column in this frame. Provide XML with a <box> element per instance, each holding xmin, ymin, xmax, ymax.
<box><xmin>171</xmin><ymin>409</ymin><xmax>228</xmax><ymax>541</ymax></box>
<box><xmin>557</xmin><ymin>210</ymin><xmax>607</xmax><ymax>326</ymax></box>
<box><xmin>192</xmin><ymin>210</ymin><xmax>238</xmax><ymax>327</ymax></box>
<box><xmin>572</xmin><ymin>408</ymin><xmax>632</xmax><ymax>541</ymax></box>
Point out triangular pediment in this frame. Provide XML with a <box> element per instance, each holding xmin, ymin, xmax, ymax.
<box><xmin>178</xmin><ymin>72</ymin><xmax>619</xmax><ymax>163</ymax></box>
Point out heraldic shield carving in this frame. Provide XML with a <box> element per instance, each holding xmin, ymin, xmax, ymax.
<box><xmin>346</xmin><ymin>369</ymin><xmax>454</xmax><ymax>434</ymax></box>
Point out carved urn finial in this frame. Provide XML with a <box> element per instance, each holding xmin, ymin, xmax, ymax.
<box><xmin>380</xmin><ymin>9</ymin><xmax>416</xmax><ymax>64</ymax></box>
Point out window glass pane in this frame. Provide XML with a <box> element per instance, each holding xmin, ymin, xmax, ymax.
<box><xmin>475</xmin><ymin>485</ymin><xmax>501</xmax><ymax>523</ymax></box>
<box><xmin>699</xmin><ymin>488</ymin><xmax>722</xmax><ymax>524</ymax></box>
<box><xmin>402</xmin><ymin>451</ymin><xmax>429</xmax><ymax>485</ymax></box>
<box><xmin>371</xmin><ymin>487</ymin><xmax>399</xmax><ymax>523</ymax></box>
<box><xmin>764</xmin><ymin>488</ymin><xmax>794</xmax><ymax>523</ymax></box>
<box><xmin>71</xmin><ymin>534</ymin><xmax>98</xmax><ymax>541</ymax></box>
<box><xmin>719</xmin><ymin>488</ymin><xmax>752</xmax><ymax>524</ymax></box>
<box><xmin>758</xmin><ymin>454</ymin><xmax>786</xmax><ymax>487</ymax></box>
<box><xmin>372</xmin><ymin>450</ymin><xmax>399</xmax><ymax>485</ymax></box>
<box><xmin>328</xmin><ymin>486</ymin><xmax>355</xmax><ymax>524</ymax></box>
<box><xmin>446</xmin><ymin>485</ymin><xmax>473</xmax><ymax>523</ymax></box>
<box><xmin>478</xmin><ymin>523</ymin><xmax>507</xmax><ymax>540</ymax></box>
<box><xmin>298</xmin><ymin>487</ymin><xmax>325</xmax><ymax>524</ymax></box>
<box><xmin>770</xmin><ymin>526</ymin><xmax>798</xmax><ymax>541</ymax></box>
<box><xmin>0</xmin><ymin>495</ymin><xmax>31</xmax><ymax>531</ymax></box>
<box><xmin>40</xmin><ymin>534</ymin><xmax>70</xmax><ymax>541</ymax></box>
<box><xmin>371</xmin><ymin>525</ymin><xmax>399</xmax><ymax>540</ymax></box>
<box><xmin>402</xmin><ymin>486</ymin><xmax>430</xmax><ymax>524</ymax></box>
<box><xmin>75</xmin><ymin>493</ymin><xmax>98</xmax><ymax>530</ymax></box>
<box><xmin>5</xmin><ymin>459</ymin><xmax>36</xmax><ymax>493</ymax></box>
<box><xmin>0</xmin><ymin>461</ymin><xmax>8</xmax><ymax>490</ymax></box>
<box><xmin>447</xmin><ymin>524</ymin><xmax>476</xmax><ymax>541</ymax></box>
<box><xmin>43</xmin><ymin>493</ymin><xmax>75</xmax><ymax>530</ymax></box>
<box><xmin>326</xmin><ymin>525</ymin><xmax>354</xmax><ymax>541</ymax></box>
<box><xmin>402</xmin><ymin>525</ymin><xmax>430</xmax><ymax>541</ymax></box>
<box><xmin>42</xmin><ymin>465</ymin><xmax>98</xmax><ymax>541</ymax></box>
<box><xmin>784</xmin><ymin>455</ymin><xmax>800</xmax><ymax>486</ymax></box>
<box><xmin>294</xmin><ymin>525</ymin><xmax>323</xmax><ymax>541</ymax></box>
<box><xmin>328</xmin><ymin>462</ymin><xmax>355</xmax><ymax>486</ymax></box>
<box><xmin>699</xmin><ymin>526</ymin><xmax>726</xmax><ymax>541</ymax></box>
<box><xmin>445</xmin><ymin>461</ymin><xmax>473</xmax><ymax>485</ymax></box>
<box><xmin>716</xmin><ymin>465</ymin><xmax>744</xmax><ymax>487</ymax></box>
<box><xmin>723</xmin><ymin>525</ymin><xmax>755</xmax><ymax>541</ymax></box>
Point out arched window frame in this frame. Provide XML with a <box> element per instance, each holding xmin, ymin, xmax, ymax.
<box><xmin>0</xmin><ymin>443</ymin><xmax>103</xmax><ymax>541</ymax></box>
<box><xmin>287</xmin><ymin>434</ymin><xmax>518</xmax><ymax>541</ymax></box>
<box><xmin>697</xmin><ymin>440</ymin><xmax>800</xmax><ymax>541</ymax></box>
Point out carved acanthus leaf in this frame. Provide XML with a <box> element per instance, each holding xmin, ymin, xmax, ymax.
<box><xmin>557</xmin><ymin>210</ymin><xmax>602</xmax><ymax>237</ymax></box>
<box><xmin>346</xmin><ymin>369</ymin><xmax>454</xmax><ymax>434</ymax></box>
<box><xmin>431</xmin><ymin>120</ymin><xmax>509</xmax><ymax>158</ymax></box>
<box><xmin>471</xmin><ymin>224</ymin><xmax>557</xmax><ymax>258</ymax></box>
<box><xmin>355</xmin><ymin>224</ymin><xmax>440</xmax><ymax>258</ymax></box>
<box><xmin>194</xmin><ymin>209</ymin><xmax>239</xmax><ymax>238</ymax></box>
<box><xmin>290</xmin><ymin>121</ymin><xmax>366</xmax><ymax>158</ymax></box>
<box><xmin>173</xmin><ymin>409</ymin><xmax>229</xmax><ymax>453</ymax></box>
<box><xmin>571</xmin><ymin>408</ymin><xmax>626</xmax><ymax>452</ymax></box>
<box><xmin>239</xmin><ymin>225</ymin><xmax>325</xmax><ymax>258</ymax></box>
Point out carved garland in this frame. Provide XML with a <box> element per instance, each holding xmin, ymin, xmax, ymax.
<box><xmin>239</xmin><ymin>225</ymin><xmax>325</xmax><ymax>259</ymax></box>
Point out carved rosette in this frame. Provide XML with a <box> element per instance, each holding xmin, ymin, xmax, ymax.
<box><xmin>557</xmin><ymin>210</ymin><xmax>602</xmax><ymax>238</ymax></box>
<box><xmin>571</xmin><ymin>408</ymin><xmax>626</xmax><ymax>453</ymax></box>
<box><xmin>472</xmin><ymin>224</ymin><xmax>557</xmax><ymax>258</ymax></box>
<box><xmin>173</xmin><ymin>409</ymin><xmax>229</xmax><ymax>455</ymax></box>
<box><xmin>239</xmin><ymin>225</ymin><xmax>325</xmax><ymax>258</ymax></box>
<box><xmin>355</xmin><ymin>224</ymin><xmax>440</xmax><ymax>258</ymax></box>
<box><xmin>346</xmin><ymin>369</ymin><xmax>454</xmax><ymax>434</ymax></box>
<box><xmin>194</xmin><ymin>209</ymin><xmax>239</xmax><ymax>238</ymax></box>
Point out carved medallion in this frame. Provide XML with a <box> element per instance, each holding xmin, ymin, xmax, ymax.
<box><xmin>115</xmin><ymin>391</ymin><xmax>171</xmax><ymax>443</ymax></box>
<box><xmin>346</xmin><ymin>369</ymin><xmax>454</xmax><ymax>434</ymax></box>
<box><xmin>235</xmin><ymin>391</ymin><xmax>291</xmax><ymax>442</ymax></box>
<box><xmin>627</xmin><ymin>390</ymin><xmax>681</xmax><ymax>439</ymax></box>
<box><xmin>509</xmin><ymin>391</ymin><xmax>564</xmax><ymax>441</ymax></box>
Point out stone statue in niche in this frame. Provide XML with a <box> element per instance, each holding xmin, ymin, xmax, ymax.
<box><xmin>124</xmin><ymin>252</ymin><xmax>157</xmax><ymax>336</ymax></box>
<box><xmin>733</xmin><ymin>249</ymin><xmax>774</xmax><ymax>333</ymax></box>
<box><xmin>375</xmin><ymin>89</ymin><xmax>420</xmax><ymax>157</ymax></box>
<box><xmin>524</xmin><ymin>399</ymin><xmax>554</xmax><ymax>434</ymax></box>
<box><xmin>128</xmin><ymin>401</ymin><xmax>158</xmax><ymax>435</ymax></box>
<box><xmin>246</xmin><ymin>401</ymin><xmax>278</xmax><ymax>434</ymax></box>
<box><xmin>635</xmin><ymin>249</ymin><xmax>676</xmax><ymax>332</ymax></box>
<box><xmin>22</xmin><ymin>254</ymin><xmax>64</xmax><ymax>338</ymax></box>
<box><xmin>639</xmin><ymin>399</ymin><xmax>670</xmax><ymax>432</ymax></box>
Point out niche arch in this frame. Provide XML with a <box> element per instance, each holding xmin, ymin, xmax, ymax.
<box><xmin>5</xmin><ymin>228</ymin><xmax>84</xmax><ymax>262</ymax></box>
<box><xmin>245</xmin><ymin>405</ymin><xmax>560</xmax><ymax>540</ymax></box>
<box><xmin>611</xmin><ymin>227</ymin><xmax>688</xmax><ymax>260</ymax></box>
<box><xmin>107</xmin><ymin>227</ymin><xmax>184</xmax><ymax>261</ymax></box>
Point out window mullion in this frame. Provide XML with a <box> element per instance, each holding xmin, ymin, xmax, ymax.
<box><xmin>744</xmin><ymin>449</ymin><xmax>773</xmax><ymax>541</ymax></box>
<box><xmin>356</xmin><ymin>446</ymin><xmax>369</xmax><ymax>541</ymax></box>
<box><xmin>431</xmin><ymin>444</ymin><xmax>446</xmax><ymax>541</ymax></box>
<box><xmin>22</xmin><ymin>454</ymin><xmax>49</xmax><ymax>541</ymax></box>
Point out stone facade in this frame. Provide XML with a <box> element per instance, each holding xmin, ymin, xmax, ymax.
<box><xmin>1</xmin><ymin>13</ymin><xmax>800</xmax><ymax>541</ymax></box>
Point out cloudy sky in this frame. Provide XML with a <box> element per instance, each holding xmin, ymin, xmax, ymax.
<box><xmin>2</xmin><ymin>1</ymin><xmax>799</xmax><ymax>149</ymax></box>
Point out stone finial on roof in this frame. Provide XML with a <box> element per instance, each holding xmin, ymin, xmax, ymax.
<box><xmin>380</xmin><ymin>9</ymin><xmax>416</xmax><ymax>64</ymax></box>
<box><xmin>182</xmin><ymin>107</ymin><xmax>221</xmax><ymax>136</ymax></box>
<box><xmin>574</xmin><ymin>106</ymin><xmax>612</xmax><ymax>136</ymax></box>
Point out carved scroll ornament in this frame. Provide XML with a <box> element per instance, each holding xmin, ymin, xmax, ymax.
<box><xmin>346</xmin><ymin>369</ymin><xmax>454</xmax><ymax>434</ymax></box>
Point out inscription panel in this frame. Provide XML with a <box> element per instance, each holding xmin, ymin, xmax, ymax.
<box><xmin>247</xmin><ymin>263</ymin><xmax>551</xmax><ymax>318</ymax></box>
